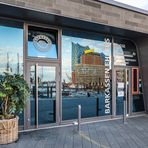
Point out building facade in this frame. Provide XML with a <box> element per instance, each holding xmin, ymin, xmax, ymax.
<box><xmin>0</xmin><ymin>0</ymin><xmax>148</xmax><ymax>131</ymax></box>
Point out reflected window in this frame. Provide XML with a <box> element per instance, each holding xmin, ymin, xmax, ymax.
<box><xmin>28</xmin><ymin>26</ymin><xmax>58</xmax><ymax>59</ymax></box>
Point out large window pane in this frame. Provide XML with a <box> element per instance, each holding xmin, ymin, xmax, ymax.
<box><xmin>0</xmin><ymin>25</ymin><xmax>23</xmax><ymax>128</ymax></box>
<box><xmin>62</xmin><ymin>31</ymin><xmax>112</xmax><ymax>120</ymax></box>
<box><xmin>114</xmin><ymin>38</ymin><xmax>144</xmax><ymax>113</ymax></box>
<box><xmin>0</xmin><ymin>26</ymin><xmax>23</xmax><ymax>75</ymax></box>
<box><xmin>132</xmin><ymin>72</ymin><xmax>145</xmax><ymax>112</ymax></box>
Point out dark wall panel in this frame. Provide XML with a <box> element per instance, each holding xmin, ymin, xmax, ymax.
<box><xmin>135</xmin><ymin>37</ymin><xmax>148</xmax><ymax>113</ymax></box>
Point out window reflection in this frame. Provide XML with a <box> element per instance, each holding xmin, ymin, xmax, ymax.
<box><xmin>0</xmin><ymin>25</ymin><xmax>23</xmax><ymax>127</ymax></box>
<box><xmin>0</xmin><ymin>26</ymin><xmax>23</xmax><ymax>76</ymax></box>
<box><xmin>30</xmin><ymin>66</ymin><xmax>56</xmax><ymax>126</ymax></box>
<box><xmin>62</xmin><ymin>33</ymin><xmax>112</xmax><ymax>120</ymax></box>
<box><xmin>133</xmin><ymin>72</ymin><xmax>144</xmax><ymax>112</ymax></box>
<box><xmin>114</xmin><ymin>38</ymin><xmax>144</xmax><ymax>113</ymax></box>
<box><xmin>28</xmin><ymin>26</ymin><xmax>58</xmax><ymax>59</ymax></box>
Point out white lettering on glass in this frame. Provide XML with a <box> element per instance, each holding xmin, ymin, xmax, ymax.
<box><xmin>105</xmin><ymin>56</ymin><xmax>111</xmax><ymax>114</ymax></box>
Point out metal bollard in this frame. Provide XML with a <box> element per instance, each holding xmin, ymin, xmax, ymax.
<box><xmin>78</xmin><ymin>105</ymin><xmax>81</xmax><ymax>132</ymax></box>
<box><xmin>123</xmin><ymin>99</ymin><xmax>126</xmax><ymax>124</ymax></box>
<box><xmin>123</xmin><ymin>68</ymin><xmax>127</xmax><ymax>124</ymax></box>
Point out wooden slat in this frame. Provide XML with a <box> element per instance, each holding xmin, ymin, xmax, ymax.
<box><xmin>2</xmin><ymin>116</ymin><xmax>148</xmax><ymax>148</ymax></box>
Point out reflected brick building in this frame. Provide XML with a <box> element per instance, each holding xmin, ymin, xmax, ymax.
<box><xmin>81</xmin><ymin>53</ymin><xmax>103</xmax><ymax>65</ymax></box>
<box><xmin>72</xmin><ymin>52</ymin><xmax>105</xmax><ymax>89</ymax></box>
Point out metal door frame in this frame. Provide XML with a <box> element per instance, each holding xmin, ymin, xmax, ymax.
<box><xmin>25</xmin><ymin>61</ymin><xmax>60</xmax><ymax>129</ymax></box>
<box><xmin>23</xmin><ymin>23</ymin><xmax>62</xmax><ymax>130</ymax></box>
<box><xmin>113</xmin><ymin>66</ymin><xmax>132</xmax><ymax>116</ymax></box>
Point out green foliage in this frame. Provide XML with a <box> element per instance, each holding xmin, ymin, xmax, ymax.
<box><xmin>0</xmin><ymin>73</ymin><xmax>29</xmax><ymax>119</ymax></box>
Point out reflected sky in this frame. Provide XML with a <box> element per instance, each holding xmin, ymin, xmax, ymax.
<box><xmin>113</xmin><ymin>43</ymin><xmax>126</xmax><ymax>66</ymax></box>
<box><xmin>28</xmin><ymin>41</ymin><xmax>57</xmax><ymax>58</ymax></box>
<box><xmin>62</xmin><ymin>35</ymin><xmax>111</xmax><ymax>82</ymax></box>
<box><xmin>38</xmin><ymin>66</ymin><xmax>56</xmax><ymax>82</ymax></box>
<box><xmin>0</xmin><ymin>26</ymin><xmax>23</xmax><ymax>48</ymax></box>
<box><xmin>0</xmin><ymin>26</ymin><xmax>23</xmax><ymax>74</ymax></box>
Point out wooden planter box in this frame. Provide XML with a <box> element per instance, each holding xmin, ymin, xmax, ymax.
<box><xmin>0</xmin><ymin>117</ymin><xmax>18</xmax><ymax>144</ymax></box>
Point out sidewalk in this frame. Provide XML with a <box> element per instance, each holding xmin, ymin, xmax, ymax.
<box><xmin>1</xmin><ymin>115</ymin><xmax>148</xmax><ymax>148</ymax></box>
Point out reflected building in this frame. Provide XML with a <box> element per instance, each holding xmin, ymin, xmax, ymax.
<box><xmin>72</xmin><ymin>52</ymin><xmax>105</xmax><ymax>90</ymax></box>
<box><xmin>71</xmin><ymin>42</ymin><xmax>89</xmax><ymax>71</ymax></box>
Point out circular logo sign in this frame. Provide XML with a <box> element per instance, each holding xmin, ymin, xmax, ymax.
<box><xmin>33</xmin><ymin>35</ymin><xmax>52</xmax><ymax>52</ymax></box>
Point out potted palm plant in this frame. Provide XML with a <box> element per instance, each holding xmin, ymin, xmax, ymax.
<box><xmin>0</xmin><ymin>73</ymin><xmax>29</xmax><ymax>144</ymax></box>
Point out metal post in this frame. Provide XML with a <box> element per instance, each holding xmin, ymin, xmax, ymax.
<box><xmin>123</xmin><ymin>69</ymin><xmax>127</xmax><ymax>124</ymax></box>
<box><xmin>123</xmin><ymin>98</ymin><xmax>126</xmax><ymax>124</ymax></box>
<box><xmin>78</xmin><ymin>105</ymin><xmax>81</xmax><ymax>132</ymax></box>
<box><xmin>35</xmin><ymin>63</ymin><xmax>39</xmax><ymax>128</ymax></box>
<box><xmin>96</xmin><ymin>97</ymin><xmax>99</xmax><ymax>116</ymax></box>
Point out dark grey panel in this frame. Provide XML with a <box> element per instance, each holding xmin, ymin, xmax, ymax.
<box><xmin>134</xmin><ymin>37</ymin><xmax>148</xmax><ymax>113</ymax></box>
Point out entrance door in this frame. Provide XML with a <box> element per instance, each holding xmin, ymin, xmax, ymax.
<box><xmin>115</xmin><ymin>67</ymin><xmax>131</xmax><ymax>116</ymax></box>
<box><xmin>26</xmin><ymin>62</ymin><xmax>58</xmax><ymax>129</ymax></box>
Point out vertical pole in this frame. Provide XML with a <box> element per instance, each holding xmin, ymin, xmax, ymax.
<box><xmin>78</xmin><ymin>105</ymin><xmax>81</xmax><ymax>132</ymax></box>
<box><xmin>24</xmin><ymin>24</ymin><xmax>29</xmax><ymax>130</ymax></box>
<box><xmin>17</xmin><ymin>53</ymin><xmax>20</xmax><ymax>74</ymax></box>
<box><xmin>35</xmin><ymin>63</ymin><xmax>38</xmax><ymax>128</ymax></box>
<box><xmin>7</xmin><ymin>52</ymin><xmax>9</xmax><ymax>72</ymax></box>
<box><xmin>123</xmin><ymin>98</ymin><xmax>126</xmax><ymax>123</ymax></box>
<box><xmin>96</xmin><ymin>97</ymin><xmax>99</xmax><ymax>116</ymax></box>
<box><xmin>47</xmin><ymin>83</ymin><xmax>49</xmax><ymax>98</ymax></box>
<box><xmin>123</xmin><ymin>69</ymin><xmax>127</xmax><ymax>124</ymax></box>
<box><xmin>52</xmin><ymin>99</ymin><xmax>56</xmax><ymax>122</ymax></box>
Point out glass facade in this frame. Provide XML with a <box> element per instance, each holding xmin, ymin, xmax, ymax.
<box><xmin>62</xmin><ymin>31</ymin><xmax>112</xmax><ymax>120</ymax></box>
<box><xmin>0</xmin><ymin>21</ymin><xmax>145</xmax><ymax>130</ymax></box>
<box><xmin>27</xmin><ymin>26</ymin><xmax>58</xmax><ymax>127</ymax></box>
<box><xmin>0</xmin><ymin>26</ymin><xmax>23</xmax><ymax>75</ymax></box>
<box><xmin>132</xmin><ymin>72</ymin><xmax>144</xmax><ymax>112</ymax></box>
<box><xmin>115</xmin><ymin>69</ymin><xmax>125</xmax><ymax>115</ymax></box>
<box><xmin>0</xmin><ymin>25</ymin><xmax>24</xmax><ymax>127</ymax></box>
<box><xmin>114</xmin><ymin>38</ymin><xmax>144</xmax><ymax>114</ymax></box>
<box><xmin>30</xmin><ymin>65</ymin><xmax>56</xmax><ymax>126</ymax></box>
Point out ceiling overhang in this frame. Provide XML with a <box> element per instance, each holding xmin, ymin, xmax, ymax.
<box><xmin>0</xmin><ymin>3</ymin><xmax>148</xmax><ymax>39</ymax></box>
